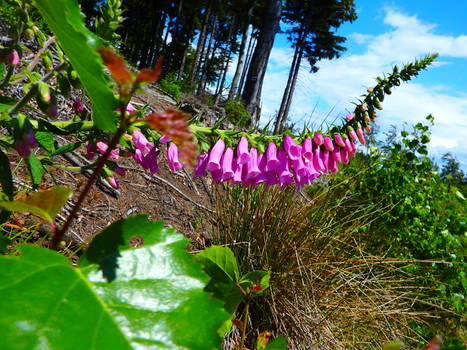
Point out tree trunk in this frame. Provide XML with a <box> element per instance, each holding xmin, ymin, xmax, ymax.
<box><xmin>237</xmin><ymin>34</ymin><xmax>255</xmax><ymax>97</ymax></box>
<box><xmin>214</xmin><ymin>21</ymin><xmax>236</xmax><ymax>104</ymax></box>
<box><xmin>189</xmin><ymin>6</ymin><xmax>212</xmax><ymax>85</ymax></box>
<box><xmin>274</xmin><ymin>28</ymin><xmax>305</xmax><ymax>134</ymax></box>
<box><xmin>198</xmin><ymin>15</ymin><xmax>218</xmax><ymax>93</ymax></box>
<box><xmin>241</xmin><ymin>0</ymin><xmax>282</xmax><ymax>124</ymax></box>
<box><xmin>228</xmin><ymin>5</ymin><xmax>254</xmax><ymax>100</ymax></box>
<box><xmin>177</xmin><ymin>43</ymin><xmax>190</xmax><ymax>80</ymax></box>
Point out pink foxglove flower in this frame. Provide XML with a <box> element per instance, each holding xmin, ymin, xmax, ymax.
<box><xmin>293</xmin><ymin>156</ymin><xmax>309</xmax><ymax>178</ymax></box>
<box><xmin>306</xmin><ymin>157</ymin><xmax>320</xmax><ymax>182</ymax></box>
<box><xmin>126</xmin><ymin>103</ymin><xmax>135</xmax><ymax>115</ymax></box>
<box><xmin>231</xmin><ymin>162</ymin><xmax>244</xmax><ymax>185</ymax></box>
<box><xmin>301</xmin><ymin>137</ymin><xmax>313</xmax><ymax>162</ymax></box>
<box><xmin>245</xmin><ymin>147</ymin><xmax>261</xmax><ymax>182</ymax></box>
<box><xmin>332</xmin><ymin>147</ymin><xmax>342</xmax><ymax>163</ymax></box>
<box><xmin>283</xmin><ymin>135</ymin><xmax>300</xmax><ymax>160</ymax></box>
<box><xmin>207</xmin><ymin>138</ymin><xmax>225</xmax><ymax>172</ymax></box>
<box><xmin>132</xmin><ymin>130</ymin><xmax>153</xmax><ymax>154</ymax></box>
<box><xmin>334</xmin><ymin>134</ymin><xmax>345</xmax><ymax>148</ymax></box>
<box><xmin>323</xmin><ymin>137</ymin><xmax>334</xmax><ymax>152</ymax></box>
<box><xmin>341</xmin><ymin>148</ymin><xmax>349</xmax><ymax>164</ymax></box>
<box><xmin>277</xmin><ymin>150</ymin><xmax>294</xmax><ymax>188</ymax></box>
<box><xmin>73</xmin><ymin>97</ymin><xmax>84</xmax><ymax>115</ymax></box>
<box><xmin>329</xmin><ymin>152</ymin><xmax>338</xmax><ymax>173</ymax></box>
<box><xmin>348</xmin><ymin>126</ymin><xmax>357</xmax><ymax>142</ymax></box>
<box><xmin>132</xmin><ymin>149</ymin><xmax>144</xmax><ymax>165</ymax></box>
<box><xmin>265</xmin><ymin>169</ymin><xmax>279</xmax><ymax>188</ymax></box>
<box><xmin>107</xmin><ymin>175</ymin><xmax>119</xmax><ymax>189</ymax></box>
<box><xmin>167</xmin><ymin>143</ymin><xmax>184</xmax><ymax>173</ymax></box>
<box><xmin>313</xmin><ymin>146</ymin><xmax>325</xmax><ymax>173</ymax></box>
<box><xmin>221</xmin><ymin>147</ymin><xmax>234</xmax><ymax>181</ymax></box>
<box><xmin>143</xmin><ymin>147</ymin><xmax>159</xmax><ymax>174</ymax></box>
<box><xmin>194</xmin><ymin>153</ymin><xmax>209</xmax><ymax>179</ymax></box>
<box><xmin>343</xmin><ymin>136</ymin><xmax>353</xmax><ymax>153</ymax></box>
<box><xmin>266</xmin><ymin>141</ymin><xmax>279</xmax><ymax>170</ymax></box>
<box><xmin>211</xmin><ymin>169</ymin><xmax>223</xmax><ymax>183</ymax></box>
<box><xmin>159</xmin><ymin>135</ymin><xmax>171</xmax><ymax>143</ymax></box>
<box><xmin>321</xmin><ymin>150</ymin><xmax>329</xmax><ymax>173</ymax></box>
<box><xmin>356</xmin><ymin>127</ymin><xmax>366</xmax><ymax>144</ymax></box>
<box><xmin>86</xmin><ymin>142</ymin><xmax>98</xmax><ymax>160</ymax></box>
<box><xmin>115</xmin><ymin>166</ymin><xmax>126</xmax><ymax>176</ymax></box>
<box><xmin>346</xmin><ymin>113</ymin><xmax>354</xmax><ymax>121</ymax></box>
<box><xmin>8</xmin><ymin>50</ymin><xmax>19</xmax><ymax>66</ymax></box>
<box><xmin>253</xmin><ymin>154</ymin><xmax>267</xmax><ymax>188</ymax></box>
<box><xmin>313</xmin><ymin>132</ymin><xmax>324</xmax><ymax>146</ymax></box>
<box><xmin>237</xmin><ymin>136</ymin><xmax>250</xmax><ymax>164</ymax></box>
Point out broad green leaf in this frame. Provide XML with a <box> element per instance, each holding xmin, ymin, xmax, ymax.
<box><xmin>0</xmin><ymin>95</ymin><xmax>17</xmax><ymax>112</ymax></box>
<box><xmin>264</xmin><ymin>336</ymin><xmax>287</xmax><ymax>350</ymax></box>
<box><xmin>0</xmin><ymin>186</ymin><xmax>71</xmax><ymax>223</ymax></box>
<box><xmin>194</xmin><ymin>245</ymin><xmax>240</xmax><ymax>282</ymax></box>
<box><xmin>80</xmin><ymin>215</ymin><xmax>230</xmax><ymax>349</ymax></box>
<box><xmin>34</xmin><ymin>131</ymin><xmax>55</xmax><ymax>152</ymax></box>
<box><xmin>49</xmin><ymin>141</ymin><xmax>83</xmax><ymax>156</ymax></box>
<box><xmin>25</xmin><ymin>153</ymin><xmax>44</xmax><ymax>187</ymax></box>
<box><xmin>0</xmin><ymin>216</ymin><xmax>229</xmax><ymax>349</ymax></box>
<box><xmin>239</xmin><ymin>270</ymin><xmax>271</xmax><ymax>296</ymax></box>
<box><xmin>33</xmin><ymin>0</ymin><xmax>117</xmax><ymax>131</ymax></box>
<box><xmin>0</xmin><ymin>148</ymin><xmax>13</xmax><ymax>199</ymax></box>
<box><xmin>194</xmin><ymin>246</ymin><xmax>243</xmax><ymax>313</ymax></box>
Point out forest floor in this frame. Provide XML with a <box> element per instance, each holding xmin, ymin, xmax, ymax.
<box><xmin>4</xmin><ymin>83</ymin><xmax>221</xmax><ymax>260</ymax></box>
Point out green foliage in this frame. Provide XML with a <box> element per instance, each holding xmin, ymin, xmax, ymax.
<box><xmin>0</xmin><ymin>215</ymin><xmax>230</xmax><ymax>349</ymax></box>
<box><xmin>0</xmin><ymin>186</ymin><xmax>71</xmax><ymax>223</ymax></box>
<box><xmin>33</xmin><ymin>0</ymin><xmax>118</xmax><ymax>131</ymax></box>
<box><xmin>328</xmin><ymin>116</ymin><xmax>466</xmax><ymax>343</ymax></box>
<box><xmin>224</xmin><ymin>100</ymin><xmax>251</xmax><ymax>127</ymax></box>
<box><xmin>159</xmin><ymin>74</ymin><xmax>181</xmax><ymax>100</ymax></box>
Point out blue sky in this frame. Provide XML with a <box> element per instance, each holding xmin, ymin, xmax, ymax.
<box><xmin>252</xmin><ymin>1</ymin><xmax>467</xmax><ymax>170</ymax></box>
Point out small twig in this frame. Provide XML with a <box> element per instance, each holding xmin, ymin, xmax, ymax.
<box><xmin>27</xmin><ymin>36</ymin><xmax>55</xmax><ymax>72</ymax></box>
<box><xmin>142</xmin><ymin>173</ymin><xmax>213</xmax><ymax>213</ymax></box>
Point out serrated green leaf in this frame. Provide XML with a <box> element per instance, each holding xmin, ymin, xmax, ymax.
<box><xmin>34</xmin><ymin>131</ymin><xmax>55</xmax><ymax>152</ymax></box>
<box><xmin>0</xmin><ymin>148</ymin><xmax>13</xmax><ymax>199</ymax></box>
<box><xmin>49</xmin><ymin>141</ymin><xmax>83</xmax><ymax>156</ymax></box>
<box><xmin>195</xmin><ymin>245</ymin><xmax>240</xmax><ymax>282</ymax></box>
<box><xmin>264</xmin><ymin>336</ymin><xmax>287</xmax><ymax>349</ymax></box>
<box><xmin>0</xmin><ymin>186</ymin><xmax>71</xmax><ymax>223</ymax></box>
<box><xmin>33</xmin><ymin>0</ymin><xmax>118</xmax><ymax>131</ymax></box>
<box><xmin>194</xmin><ymin>246</ymin><xmax>243</xmax><ymax>313</ymax></box>
<box><xmin>25</xmin><ymin>153</ymin><xmax>44</xmax><ymax>187</ymax></box>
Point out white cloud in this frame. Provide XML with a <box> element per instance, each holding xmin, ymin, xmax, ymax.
<box><xmin>258</xmin><ymin>6</ymin><xmax>467</xmax><ymax>169</ymax></box>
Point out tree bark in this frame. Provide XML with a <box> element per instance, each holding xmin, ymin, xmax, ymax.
<box><xmin>228</xmin><ymin>5</ymin><xmax>254</xmax><ymax>100</ymax></box>
<box><xmin>198</xmin><ymin>14</ymin><xmax>218</xmax><ymax>93</ymax></box>
<box><xmin>189</xmin><ymin>5</ymin><xmax>212</xmax><ymax>85</ymax></box>
<box><xmin>214</xmin><ymin>20</ymin><xmax>236</xmax><ymax>104</ymax></box>
<box><xmin>241</xmin><ymin>0</ymin><xmax>282</xmax><ymax>125</ymax></box>
<box><xmin>274</xmin><ymin>28</ymin><xmax>305</xmax><ymax>134</ymax></box>
<box><xmin>237</xmin><ymin>34</ymin><xmax>255</xmax><ymax>98</ymax></box>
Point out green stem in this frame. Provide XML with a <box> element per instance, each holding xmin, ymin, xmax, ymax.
<box><xmin>0</xmin><ymin>65</ymin><xmax>15</xmax><ymax>89</ymax></box>
<box><xmin>239</xmin><ymin>301</ymin><xmax>249</xmax><ymax>350</ymax></box>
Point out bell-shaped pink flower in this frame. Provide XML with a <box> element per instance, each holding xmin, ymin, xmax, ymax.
<box><xmin>348</xmin><ymin>126</ymin><xmax>357</xmax><ymax>142</ymax></box>
<box><xmin>107</xmin><ymin>175</ymin><xmax>119</xmax><ymax>189</ymax></box>
<box><xmin>349</xmin><ymin>141</ymin><xmax>357</xmax><ymax>157</ymax></box>
<box><xmin>143</xmin><ymin>147</ymin><xmax>159</xmax><ymax>174</ymax></box>
<box><xmin>334</xmin><ymin>134</ymin><xmax>345</xmax><ymax>148</ymax></box>
<box><xmin>329</xmin><ymin>152</ymin><xmax>338</xmax><ymax>173</ymax></box>
<box><xmin>8</xmin><ymin>50</ymin><xmax>19</xmax><ymax>66</ymax></box>
<box><xmin>132</xmin><ymin>130</ymin><xmax>153</xmax><ymax>154</ymax></box>
<box><xmin>221</xmin><ymin>147</ymin><xmax>234</xmax><ymax>181</ymax></box>
<box><xmin>265</xmin><ymin>170</ymin><xmax>279</xmax><ymax>188</ymax></box>
<box><xmin>211</xmin><ymin>169</ymin><xmax>223</xmax><ymax>183</ymax></box>
<box><xmin>283</xmin><ymin>135</ymin><xmax>301</xmax><ymax>160</ymax></box>
<box><xmin>323</xmin><ymin>137</ymin><xmax>334</xmax><ymax>152</ymax></box>
<box><xmin>306</xmin><ymin>157</ymin><xmax>320</xmax><ymax>182</ymax></box>
<box><xmin>313</xmin><ymin>146</ymin><xmax>325</xmax><ymax>173</ymax></box>
<box><xmin>126</xmin><ymin>103</ymin><xmax>135</xmax><ymax>115</ymax></box>
<box><xmin>253</xmin><ymin>154</ymin><xmax>267</xmax><ymax>188</ymax></box>
<box><xmin>86</xmin><ymin>142</ymin><xmax>98</xmax><ymax>160</ymax></box>
<box><xmin>356</xmin><ymin>127</ymin><xmax>366</xmax><ymax>144</ymax></box>
<box><xmin>159</xmin><ymin>135</ymin><xmax>171</xmax><ymax>143</ymax></box>
<box><xmin>194</xmin><ymin>152</ymin><xmax>209</xmax><ymax>179</ymax></box>
<box><xmin>313</xmin><ymin>132</ymin><xmax>324</xmax><ymax>146</ymax></box>
<box><xmin>341</xmin><ymin>148</ymin><xmax>349</xmax><ymax>164</ymax></box>
<box><xmin>237</xmin><ymin>136</ymin><xmax>250</xmax><ymax>164</ymax></box>
<box><xmin>167</xmin><ymin>143</ymin><xmax>184</xmax><ymax>173</ymax></box>
<box><xmin>321</xmin><ymin>150</ymin><xmax>329</xmax><ymax>173</ymax></box>
<box><xmin>73</xmin><ymin>97</ymin><xmax>84</xmax><ymax>115</ymax></box>
<box><xmin>293</xmin><ymin>156</ymin><xmax>309</xmax><ymax>178</ymax></box>
<box><xmin>266</xmin><ymin>141</ymin><xmax>279</xmax><ymax>170</ymax></box>
<box><xmin>346</xmin><ymin>113</ymin><xmax>354</xmax><ymax>121</ymax></box>
<box><xmin>301</xmin><ymin>137</ymin><xmax>313</xmax><ymax>162</ymax></box>
<box><xmin>231</xmin><ymin>162</ymin><xmax>244</xmax><ymax>185</ymax></box>
<box><xmin>277</xmin><ymin>150</ymin><xmax>294</xmax><ymax>188</ymax></box>
<box><xmin>132</xmin><ymin>149</ymin><xmax>144</xmax><ymax>165</ymax></box>
<box><xmin>207</xmin><ymin>138</ymin><xmax>225</xmax><ymax>172</ymax></box>
<box><xmin>115</xmin><ymin>166</ymin><xmax>126</xmax><ymax>176</ymax></box>
<box><xmin>343</xmin><ymin>136</ymin><xmax>353</xmax><ymax>153</ymax></box>
<box><xmin>332</xmin><ymin>147</ymin><xmax>342</xmax><ymax>163</ymax></box>
<box><xmin>245</xmin><ymin>147</ymin><xmax>261</xmax><ymax>182</ymax></box>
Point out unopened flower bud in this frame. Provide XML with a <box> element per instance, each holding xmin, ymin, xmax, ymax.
<box><xmin>8</xmin><ymin>50</ymin><xmax>19</xmax><ymax>66</ymax></box>
<box><xmin>73</xmin><ymin>97</ymin><xmax>84</xmax><ymax>115</ymax></box>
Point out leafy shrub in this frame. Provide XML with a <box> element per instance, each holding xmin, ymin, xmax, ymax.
<box><xmin>159</xmin><ymin>73</ymin><xmax>181</xmax><ymax>100</ymax></box>
<box><xmin>224</xmin><ymin>99</ymin><xmax>251</xmax><ymax>127</ymax></box>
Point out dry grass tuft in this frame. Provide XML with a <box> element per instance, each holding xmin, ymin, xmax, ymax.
<box><xmin>212</xmin><ymin>175</ymin><xmax>448</xmax><ymax>349</ymax></box>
